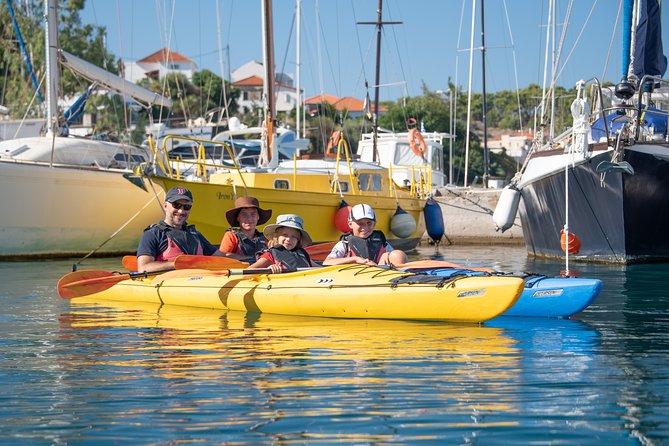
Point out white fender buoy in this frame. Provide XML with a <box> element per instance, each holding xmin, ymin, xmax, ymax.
<box><xmin>492</xmin><ymin>185</ymin><xmax>521</xmax><ymax>232</ymax></box>
<box><xmin>390</xmin><ymin>206</ymin><xmax>417</xmax><ymax>238</ymax></box>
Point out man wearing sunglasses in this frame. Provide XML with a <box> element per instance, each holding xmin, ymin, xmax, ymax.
<box><xmin>137</xmin><ymin>186</ymin><xmax>223</xmax><ymax>272</ymax></box>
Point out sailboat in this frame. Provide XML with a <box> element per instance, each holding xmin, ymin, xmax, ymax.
<box><xmin>493</xmin><ymin>0</ymin><xmax>668</xmax><ymax>263</ymax></box>
<box><xmin>0</xmin><ymin>0</ymin><xmax>170</xmax><ymax>259</ymax></box>
<box><xmin>144</xmin><ymin>0</ymin><xmax>429</xmax><ymax>250</ymax></box>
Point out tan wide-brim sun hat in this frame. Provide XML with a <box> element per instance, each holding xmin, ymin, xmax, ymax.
<box><xmin>225</xmin><ymin>196</ymin><xmax>272</xmax><ymax>227</ymax></box>
<box><xmin>262</xmin><ymin>214</ymin><xmax>313</xmax><ymax>246</ymax></box>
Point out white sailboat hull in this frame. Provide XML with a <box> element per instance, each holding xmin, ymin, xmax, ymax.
<box><xmin>0</xmin><ymin>160</ymin><xmax>163</xmax><ymax>258</ymax></box>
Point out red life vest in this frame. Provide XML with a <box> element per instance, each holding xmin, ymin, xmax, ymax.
<box><xmin>151</xmin><ymin>221</ymin><xmax>204</xmax><ymax>262</ymax></box>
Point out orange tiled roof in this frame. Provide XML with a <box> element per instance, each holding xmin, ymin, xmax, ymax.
<box><xmin>233</xmin><ymin>75</ymin><xmax>264</xmax><ymax>87</ymax></box>
<box><xmin>138</xmin><ymin>48</ymin><xmax>193</xmax><ymax>64</ymax></box>
<box><xmin>305</xmin><ymin>94</ymin><xmax>385</xmax><ymax>113</ymax></box>
<box><xmin>304</xmin><ymin>94</ymin><xmax>341</xmax><ymax>105</ymax></box>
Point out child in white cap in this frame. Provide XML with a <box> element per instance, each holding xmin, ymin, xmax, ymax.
<box><xmin>249</xmin><ymin>214</ymin><xmax>320</xmax><ymax>273</ymax></box>
<box><xmin>322</xmin><ymin>204</ymin><xmax>408</xmax><ymax>266</ymax></box>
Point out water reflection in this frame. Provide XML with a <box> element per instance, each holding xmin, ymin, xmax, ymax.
<box><xmin>576</xmin><ymin>262</ymin><xmax>669</xmax><ymax>444</ymax></box>
<box><xmin>52</xmin><ymin>299</ymin><xmax>604</xmax><ymax>442</ymax></box>
<box><xmin>5</xmin><ymin>250</ymin><xmax>669</xmax><ymax>443</ymax></box>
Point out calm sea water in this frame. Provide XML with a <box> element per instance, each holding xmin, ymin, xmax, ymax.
<box><xmin>1</xmin><ymin>245</ymin><xmax>668</xmax><ymax>444</ymax></box>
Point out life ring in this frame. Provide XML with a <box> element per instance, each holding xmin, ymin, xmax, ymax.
<box><xmin>409</xmin><ymin>128</ymin><xmax>427</xmax><ymax>157</ymax></box>
<box><xmin>325</xmin><ymin>130</ymin><xmax>342</xmax><ymax>158</ymax></box>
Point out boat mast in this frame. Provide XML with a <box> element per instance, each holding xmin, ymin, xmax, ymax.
<box><xmin>464</xmin><ymin>0</ymin><xmax>476</xmax><ymax>187</ymax></box>
<box><xmin>358</xmin><ymin>0</ymin><xmax>401</xmax><ymax>162</ymax></box>
<box><xmin>44</xmin><ymin>0</ymin><xmax>59</xmax><ymax>136</ymax></box>
<box><xmin>539</xmin><ymin>0</ymin><xmax>552</xmax><ymax>145</ymax></box>
<box><xmin>480</xmin><ymin>0</ymin><xmax>489</xmax><ymax>188</ymax></box>
<box><xmin>372</xmin><ymin>0</ymin><xmax>383</xmax><ymax>162</ymax></box>
<box><xmin>261</xmin><ymin>0</ymin><xmax>277</xmax><ymax>168</ymax></box>
<box><xmin>296</xmin><ymin>0</ymin><xmax>301</xmax><ymax>139</ymax></box>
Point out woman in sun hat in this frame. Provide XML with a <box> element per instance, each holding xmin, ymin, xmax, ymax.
<box><xmin>220</xmin><ymin>196</ymin><xmax>272</xmax><ymax>261</ymax></box>
<box><xmin>249</xmin><ymin>214</ymin><xmax>319</xmax><ymax>273</ymax></box>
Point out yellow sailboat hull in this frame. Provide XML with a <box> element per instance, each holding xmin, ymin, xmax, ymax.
<box><xmin>155</xmin><ymin>176</ymin><xmax>425</xmax><ymax>250</ymax></box>
<box><xmin>72</xmin><ymin>265</ymin><xmax>524</xmax><ymax>323</ymax></box>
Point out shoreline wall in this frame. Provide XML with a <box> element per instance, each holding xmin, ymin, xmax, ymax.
<box><xmin>421</xmin><ymin>187</ymin><xmax>524</xmax><ymax>246</ymax></box>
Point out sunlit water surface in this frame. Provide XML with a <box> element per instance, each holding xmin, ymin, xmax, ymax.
<box><xmin>1</xmin><ymin>245</ymin><xmax>668</xmax><ymax>444</ymax></box>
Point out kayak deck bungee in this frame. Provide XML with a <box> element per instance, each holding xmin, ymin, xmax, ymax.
<box><xmin>400</xmin><ymin>263</ymin><xmax>602</xmax><ymax>318</ymax></box>
<box><xmin>59</xmin><ymin>264</ymin><xmax>525</xmax><ymax>323</ymax></box>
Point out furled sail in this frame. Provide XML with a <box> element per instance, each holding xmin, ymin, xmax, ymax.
<box><xmin>633</xmin><ymin>0</ymin><xmax>667</xmax><ymax>79</ymax></box>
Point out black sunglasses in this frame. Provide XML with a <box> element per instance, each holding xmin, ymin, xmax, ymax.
<box><xmin>169</xmin><ymin>201</ymin><xmax>192</xmax><ymax>211</ymax></box>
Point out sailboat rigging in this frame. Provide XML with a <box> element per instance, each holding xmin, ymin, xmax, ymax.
<box><xmin>356</xmin><ymin>0</ymin><xmax>401</xmax><ymax>162</ymax></box>
<box><xmin>493</xmin><ymin>0</ymin><xmax>669</xmax><ymax>264</ymax></box>
<box><xmin>143</xmin><ymin>0</ymin><xmax>430</xmax><ymax>250</ymax></box>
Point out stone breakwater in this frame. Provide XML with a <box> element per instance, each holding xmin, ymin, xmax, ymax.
<box><xmin>420</xmin><ymin>187</ymin><xmax>524</xmax><ymax>246</ymax></box>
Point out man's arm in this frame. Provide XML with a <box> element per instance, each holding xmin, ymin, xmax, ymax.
<box><xmin>137</xmin><ymin>255</ymin><xmax>175</xmax><ymax>273</ymax></box>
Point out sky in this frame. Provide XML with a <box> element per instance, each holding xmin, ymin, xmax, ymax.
<box><xmin>80</xmin><ymin>0</ymin><xmax>669</xmax><ymax>103</ymax></box>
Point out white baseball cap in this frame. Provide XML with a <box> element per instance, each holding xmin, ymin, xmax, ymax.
<box><xmin>349</xmin><ymin>204</ymin><xmax>376</xmax><ymax>222</ymax></box>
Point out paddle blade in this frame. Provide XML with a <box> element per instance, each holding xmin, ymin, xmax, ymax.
<box><xmin>57</xmin><ymin>270</ymin><xmax>129</xmax><ymax>299</ymax></box>
<box><xmin>305</xmin><ymin>241</ymin><xmax>336</xmax><ymax>261</ymax></box>
<box><xmin>174</xmin><ymin>255</ymin><xmax>249</xmax><ymax>270</ymax></box>
<box><xmin>122</xmin><ymin>255</ymin><xmax>138</xmax><ymax>271</ymax></box>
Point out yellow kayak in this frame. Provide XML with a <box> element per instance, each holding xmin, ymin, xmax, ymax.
<box><xmin>59</xmin><ymin>264</ymin><xmax>524</xmax><ymax>323</ymax></box>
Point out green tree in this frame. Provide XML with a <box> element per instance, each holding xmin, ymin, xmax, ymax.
<box><xmin>1</xmin><ymin>0</ymin><xmax>46</xmax><ymax>118</ymax></box>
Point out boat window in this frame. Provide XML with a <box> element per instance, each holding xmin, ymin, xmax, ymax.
<box><xmin>274</xmin><ymin>179</ymin><xmax>290</xmax><ymax>190</ymax></box>
<box><xmin>394</xmin><ymin>142</ymin><xmax>429</xmax><ymax>166</ymax></box>
<box><xmin>358</xmin><ymin>173</ymin><xmax>382</xmax><ymax>191</ymax></box>
<box><xmin>331</xmin><ymin>180</ymin><xmax>350</xmax><ymax>193</ymax></box>
<box><xmin>113</xmin><ymin>153</ymin><xmax>147</xmax><ymax>164</ymax></box>
<box><xmin>431</xmin><ymin>147</ymin><xmax>443</xmax><ymax>171</ymax></box>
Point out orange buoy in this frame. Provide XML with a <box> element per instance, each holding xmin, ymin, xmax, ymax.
<box><xmin>560</xmin><ymin>229</ymin><xmax>581</xmax><ymax>254</ymax></box>
<box><xmin>334</xmin><ymin>200</ymin><xmax>352</xmax><ymax>233</ymax></box>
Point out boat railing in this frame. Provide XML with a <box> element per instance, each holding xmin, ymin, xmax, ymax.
<box><xmin>386</xmin><ymin>164</ymin><xmax>432</xmax><ymax>198</ymax></box>
<box><xmin>147</xmin><ymin>134</ymin><xmax>250</xmax><ymax>189</ymax></box>
<box><xmin>588</xmin><ymin>76</ymin><xmax>669</xmax><ymax>144</ymax></box>
<box><xmin>330</xmin><ymin>132</ymin><xmax>359</xmax><ymax>195</ymax></box>
<box><xmin>576</xmin><ymin>78</ymin><xmax>610</xmax><ymax>143</ymax></box>
<box><xmin>634</xmin><ymin>76</ymin><xmax>669</xmax><ymax>143</ymax></box>
<box><xmin>360</xmin><ymin>130</ymin><xmax>449</xmax><ymax>145</ymax></box>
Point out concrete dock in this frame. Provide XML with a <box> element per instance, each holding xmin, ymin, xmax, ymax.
<box><xmin>423</xmin><ymin>187</ymin><xmax>524</xmax><ymax>246</ymax></box>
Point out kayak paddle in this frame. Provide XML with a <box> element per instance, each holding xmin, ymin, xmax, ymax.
<box><xmin>58</xmin><ymin>267</ymin><xmax>277</xmax><ymax>299</ymax></box>
<box><xmin>174</xmin><ymin>255</ymin><xmax>249</xmax><ymax>270</ymax></box>
<box><xmin>57</xmin><ymin>269</ymin><xmax>173</xmax><ymax>299</ymax></box>
<box><xmin>121</xmin><ymin>255</ymin><xmax>249</xmax><ymax>271</ymax></box>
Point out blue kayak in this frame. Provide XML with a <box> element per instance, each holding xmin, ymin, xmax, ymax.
<box><xmin>401</xmin><ymin>264</ymin><xmax>602</xmax><ymax>318</ymax></box>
